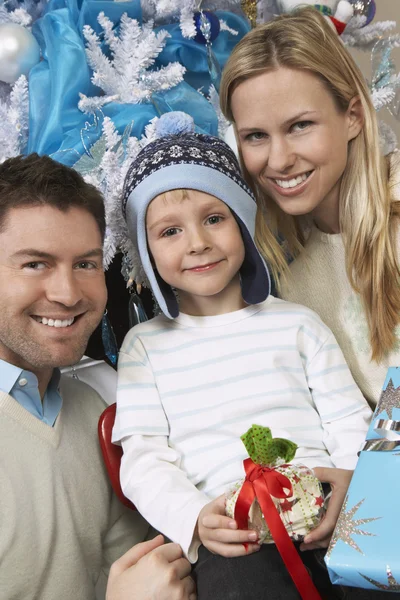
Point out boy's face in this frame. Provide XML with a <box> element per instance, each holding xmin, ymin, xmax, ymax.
<box><xmin>146</xmin><ymin>190</ymin><xmax>246</xmax><ymax>315</ymax></box>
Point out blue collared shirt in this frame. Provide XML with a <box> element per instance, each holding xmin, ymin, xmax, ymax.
<box><xmin>0</xmin><ymin>359</ymin><xmax>62</xmax><ymax>426</ymax></box>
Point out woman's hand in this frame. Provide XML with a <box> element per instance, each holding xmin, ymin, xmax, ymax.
<box><xmin>196</xmin><ymin>494</ymin><xmax>260</xmax><ymax>557</ymax></box>
<box><xmin>300</xmin><ymin>467</ymin><xmax>353</xmax><ymax>551</ymax></box>
<box><xmin>106</xmin><ymin>534</ymin><xmax>196</xmax><ymax>600</ymax></box>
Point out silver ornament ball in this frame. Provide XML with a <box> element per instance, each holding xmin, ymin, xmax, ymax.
<box><xmin>349</xmin><ymin>0</ymin><xmax>376</xmax><ymax>25</ymax></box>
<box><xmin>0</xmin><ymin>23</ymin><xmax>40</xmax><ymax>84</ymax></box>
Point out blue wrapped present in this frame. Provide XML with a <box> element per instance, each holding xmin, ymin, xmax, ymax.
<box><xmin>325</xmin><ymin>367</ymin><xmax>400</xmax><ymax>592</ymax></box>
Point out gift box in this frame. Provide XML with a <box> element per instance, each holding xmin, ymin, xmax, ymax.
<box><xmin>226</xmin><ymin>424</ymin><xmax>325</xmax><ymax>543</ymax></box>
<box><xmin>325</xmin><ymin>367</ymin><xmax>400</xmax><ymax>592</ymax></box>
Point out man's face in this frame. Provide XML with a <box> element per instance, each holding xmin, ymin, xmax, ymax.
<box><xmin>0</xmin><ymin>205</ymin><xmax>107</xmax><ymax>373</ymax></box>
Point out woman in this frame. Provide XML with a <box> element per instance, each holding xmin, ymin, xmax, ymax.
<box><xmin>220</xmin><ymin>6</ymin><xmax>400</xmax><ymax>407</ymax></box>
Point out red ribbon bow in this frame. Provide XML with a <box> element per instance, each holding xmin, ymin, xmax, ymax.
<box><xmin>234</xmin><ymin>458</ymin><xmax>322</xmax><ymax>600</ymax></box>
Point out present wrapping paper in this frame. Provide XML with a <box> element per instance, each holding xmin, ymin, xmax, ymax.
<box><xmin>325</xmin><ymin>367</ymin><xmax>400</xmax><ymax>592</ymax></box>
<box><xmin>225</xmin><ymin>425</ymin><xmax>324</xmax><ymax>543</ymax></box>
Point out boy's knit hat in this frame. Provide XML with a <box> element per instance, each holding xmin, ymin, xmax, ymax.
<box><xmin>122</xmin><ymin>113</ymin><xmax>270</xmax><ymax>319</ymax></box>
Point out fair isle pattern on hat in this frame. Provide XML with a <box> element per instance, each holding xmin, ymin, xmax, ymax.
<box><xmin>122</xmin><ymin>133</ymin><xmax>256</xmax><ymax>218</ymax></box>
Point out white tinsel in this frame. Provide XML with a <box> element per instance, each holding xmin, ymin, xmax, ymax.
<box><xmin>79</xmin><ymin>13</ymin><xmax>186</xmax><ymax>114</ymax></box>
<box><xmin>141</xmin><ymin>0</ymin><xmax>237</xmax><ymax>40</ymax></box>
<box><xmin>208</xmin><ymin>84</ymin><xmax>230</xmax><ymax>137</ymax></box>
<box><xmin>0</xmin><ymin>75</ymin><xmax>29</xmax><ymax>163</ymax></box>
<box><xmin>343</xmin><ymin>17</ymin><xmax>400</xmax><ymax>50</ymax></box>
<box><xmin>219</xmin><ymin>19</ymin><xmax>238</xmax><ymax>36</ymax></box>
<box><xmin>0</xmin><ymin>5</ymin><xmax>31</xmax><ymax>25</ymax></box>
<box><xmin>378</xmin><ymin>120</ymin><xmax>398</xmax><ymax>156</ymax></box>
<box><xmin>180</xmin><ymin>3</ymin><xmax>196</xmax><ymax>38</ymax></box>
<box><xmin>73</xmin><ymin>115</ymin><xmax>158</xmax><ymax>279</ymax></box>
<box><xmin>0</xmin><ymin>81</ymin><xmax>10</xmax><ymax>104</ymax></box>
<box><xmin>141</xmin><ymin>0</ymin><xmax>193</xmax><ymax>22</ymax></box>
<box><xmin>0</xmin><ymin>0</ymin><xmax>49</xmax><ymax>26</ymax></box>
<box><xmin>372</xmin><ymin>77</ymin><xmax>400</xmax><ymax>112</ymax></box>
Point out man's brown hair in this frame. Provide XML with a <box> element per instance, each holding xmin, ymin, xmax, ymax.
<box><xmin>0</xmin><ymin>153</ymin><xmax>106</xmax><ymax>240</ymax></box>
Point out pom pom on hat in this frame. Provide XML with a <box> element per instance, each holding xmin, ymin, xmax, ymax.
<box><xmin>154</xmin><ymin>111</ymin><xmax>195</xmax><ymax>138</ymax></box>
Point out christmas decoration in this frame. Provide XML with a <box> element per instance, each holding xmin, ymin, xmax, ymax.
<box><xmin>378</xmin><ymin>120</ymin><xmax>398</xmax><ymax>156</ymax></box>
<box><xmin>194</xmin><ymin>10</ymin><xmax>220</xmax><ymax>43</ymax></box>
<box><xmin>0</xmin><ymin>0</ymin><xmax>47</xmax><ymax>26</ymax></box>
<box><xmin>101</xmin><ymin>311</ymin><xmax>118</xmax><ymax>366</ymax></box>
<box><xmin>0</xmin><ymin>23</ymin><xmax>40</xmax><ymax>83</ymax></box>
<box><xmin>208</xmin><ymin>85</ymin><xmax>230</xmax><ymax>137</ymax></box>
<box><xmin>375</xmin><ymin>377</ymin><xmax>400</xmax><ymax>421</ymax></box>
<box><xmin>255</xmin><ymin>0</ymin><xmax>280</xmax><ymax>25</ymax></box>
<box><xmin>128</xmin><ymin>290</ymin><xmax>148</xmax><ymax>328</ymax></box>
<box><xmin>78</xmin><ymin>13</ymin><xmax>186</xmax><ymax>114</ymax></box>
<box><xmin>0</xmin><ymin>74</ymin><xmax>29</xmax><ymax>162</ymax></box>
<box><xmin>341</xmin><ymin>14</ymin><xmax>400</xmax><ymax>49</ymax></box>
<box><xmin>193</xmin><ymin>9</ymin><xmax>223</xmax><ymax>91</ymax></box>
<box><xmin>326</xmin><ymin>367</ymin><xmax>400</xmax><ymax>591</ymax></box>
<box><xmin>326</xmin><ymin>497</ymin><xmax>379</xmax><ymax>558</ymax></box>
<box><xmin>72</xmin><ymin>114</ymin><xmax>157</xmax><ymax>272</ymax></box>
<box><xmin>277</xmin><ymin>1</ymin><xmax>354</xmax><ymax>35</ymax></box>
<box><xmin>241</xmin><ymin>0</ymin><xmax>257</xmax><ymax>27</ymax></box>
<box><xmin>361</xmin><ymin>565</ymin><xmax>400</xmax><ymax>592</ymax></box>
<box><xmin>349</xmin><ymin>0</ymin><xmax>376</xmax><ymax>26</ymax></box>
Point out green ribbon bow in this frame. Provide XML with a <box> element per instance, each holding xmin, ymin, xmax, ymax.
<box><xmin>241</xmin><ymin>424</ymin><xmax>297</xmax><ymax>466</ymax></box>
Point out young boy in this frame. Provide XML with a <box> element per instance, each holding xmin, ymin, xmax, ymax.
<box><xmin>112</xmin><ymin>123</ymin><xmax>374</xmax><ymax>599</ymax></box>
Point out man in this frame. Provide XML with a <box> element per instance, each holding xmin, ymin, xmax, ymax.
<box><xmin>0</xmin><ymin>154</ymin><xmax>195</xmax><ymax>600</ymax></box>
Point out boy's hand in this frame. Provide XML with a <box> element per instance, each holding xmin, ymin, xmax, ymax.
<box><xmin>196</xmin><ymin>495</ymin><xmax>260</xmax><ymax>558</ymax></box>
<box><xmin>106</xmin><ymin>535</ymin><xmax>196</xmax><ymax>600</ymax></box>
<box><xmin>300</xmin><ymin>467</ymin><xmax>354</xmax><ymax>551</ymax></box>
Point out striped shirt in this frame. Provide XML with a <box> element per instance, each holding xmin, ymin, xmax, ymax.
<box><xmin>113</xmin><ymin>296</ymin><xmax>372</xmax><ymax>560</ymax></box>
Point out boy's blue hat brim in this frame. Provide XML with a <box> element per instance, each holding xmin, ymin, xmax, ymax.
<box><xmin>124</xmin><ymin>162</ymin><xmax>271</xmax><ymax>319</ymax></box>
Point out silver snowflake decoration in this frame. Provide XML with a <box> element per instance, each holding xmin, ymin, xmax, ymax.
<box><xmin>79</xmin><ymin>12</ymin><xmax>186</xmax><ymax>114</ymax></box>
<box><xmin>360</xmin><ymin>565</ymin><xmax>400</xmax><ymax>591</ymax></box>
<box><xmin>375</xmin><ymin>378</ymin><xmax>400</xmax><ymax>421</ymax></box>
<box><xmin>326</xmin><ymin>497</ymin><xmax>380</xmax><ymax>558</ymax></box>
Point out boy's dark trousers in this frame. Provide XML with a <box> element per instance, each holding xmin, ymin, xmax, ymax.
<box><xmin>192</xmin><ymin>544</ymin><xmax>400</xmax><ymax>600</ymax></box>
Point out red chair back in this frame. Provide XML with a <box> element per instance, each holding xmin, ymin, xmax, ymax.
<box><xmin>98</xmin><ymin>403</ymin><xmax>136</xmax><ymax>510</ymax></box>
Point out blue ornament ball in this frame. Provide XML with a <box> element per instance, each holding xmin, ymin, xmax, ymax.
<box><xmin>364</xmin><ymin>0</ymin><xmax>376</xmax><ymax>26</ymax></box>
<box><xmin>349</xmin><ymin>0</ymin><xmax>376</xmax><ymax>27</ymax></box>
<box><xmin>193</xmin><ymin>11</ymin><xmax>220</xmax><ymax>45</ymax></box>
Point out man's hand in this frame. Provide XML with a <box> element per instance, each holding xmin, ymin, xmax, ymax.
<box><xmin>300</xmin><ymin>467</ymin><xmax>354</xmax><ymax>551</ymax></box>
<box><xmin>196</xmin><ymin>495</ymin><xmax>260</xmax><ymax>558</ymax></box>
<box><xmin>106</xmin><ymin>534</ymin><xmax>196</xmax><ymax>600</ymax></box>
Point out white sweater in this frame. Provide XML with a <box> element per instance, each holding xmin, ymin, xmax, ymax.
<box><xmin>281</xmin><ymin>228</ymin><xmax>395</xmax><ymax>406</ymax></box>
<box><xmin>113</xmin><ymin>297</ymin><xmax>372</xmax><ymax>561</ymax></box>
<box><xmin>281</xmin><ymin>157</ymin><xmax>400</xmax><ymax>407</ymax></box>
<box><xmin>0</xmin><ymin>375</ymin><xmax>148</xmax><ymax>600</ymax></box>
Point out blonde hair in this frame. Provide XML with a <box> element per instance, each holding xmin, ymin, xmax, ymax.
<box><xmin>152</xmin><ymin>189</ymin><xmax>191</xmax><ymax>205</ymax></box>
<box><xmin>220</xmin><ymin>6</ymin><xmax>400</xmax><ymax>362</ymax></box>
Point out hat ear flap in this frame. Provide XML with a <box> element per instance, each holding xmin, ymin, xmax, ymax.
<box><xmin>154</xmin><ymin>270</ymin><xmax>179</xmax><ymax>318</ymax></box>
<box><xmin>235</xmin><ymin>216</ymin><xmax>270</xmax><ymax>305</ymax></box>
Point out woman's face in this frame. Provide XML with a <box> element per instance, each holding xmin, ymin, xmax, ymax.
<box><xmin>231</xmin><ymin>67</ymin><xmax>362</xmax><ymax>229</ymax></box>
